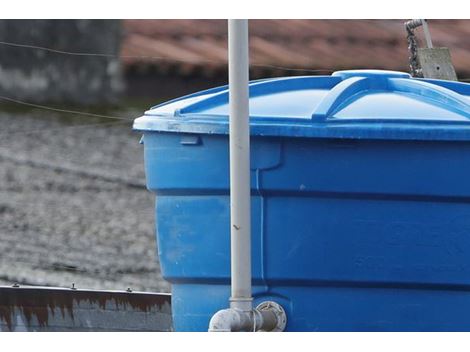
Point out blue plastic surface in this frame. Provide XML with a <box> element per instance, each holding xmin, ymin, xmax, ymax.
<box><xmin>134</xmin><ymin>70</ymin><xmax>470</xmax><ymax>331</ymax></box>
<box><xmin>134</xmin><ymin>69</ymin><xmax>470</xmax><ymax>141</ymax></box>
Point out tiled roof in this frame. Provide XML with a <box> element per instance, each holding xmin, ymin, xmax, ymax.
<box><xmin>121</xmin><ymin>19</ymin><xmax>470</xmax><ymax>79</ymax></box>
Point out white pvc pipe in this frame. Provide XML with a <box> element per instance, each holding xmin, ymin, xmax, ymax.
<box><xmin>228</xmin><ymin>19</ymin><xmax>252</xmax><ymax>311</ymax></box>
<box><xmin>209</xmin><ymin>20</ymin><xmax>287</xmax><ymax>331</ymax></box>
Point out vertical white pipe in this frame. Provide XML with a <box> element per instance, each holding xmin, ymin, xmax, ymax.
<box><xmin>210</xmin><ymin>21</ymin><xmax>286</xmax><ymax>331</ymax></box>
<box><xmin>228</xmin><ymin>19</ymin><xmax>252</xmax><ymax>311</ymax></box>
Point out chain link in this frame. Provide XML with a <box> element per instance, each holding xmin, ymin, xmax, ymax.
<box><xmin>405</xmin><ymin>21</ymin><xmax>423</xmax><ymax>78</ymax></box>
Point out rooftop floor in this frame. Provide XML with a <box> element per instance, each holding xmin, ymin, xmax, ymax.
<box><xmin>0</xmin><ymin>108</ymin><xmax>170</xmax><ymax>293</ymax></box>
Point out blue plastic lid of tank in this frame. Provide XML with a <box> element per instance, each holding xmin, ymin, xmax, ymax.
<box><xmin>133</xmin><ymin>69</ymin><xmax>470</xmax><ymax>141</ymax></box>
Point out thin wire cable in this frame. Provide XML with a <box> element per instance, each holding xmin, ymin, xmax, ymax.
<box><xmin>0</xmin><ymin>95</ymin><xmax>132</xmax><ymax>121</ymax></box>
<box><xmin>0</xmin><ymin>39</ymin><xmax>334</xmax><ymax>74</ymax></box>
<box><xmin>0</xmin><ymin>39</ymin><xmax>333</xmax><ymax>137</ymax></box>
<box><xmin>0</xmin><ymin>40</ymin><xmax>122</xmax><ymax>57</ymax></box>
<box><xmin>3</xmin><ymin>39</ymin><xmax>470</xmax><ymax>77</ymax></box>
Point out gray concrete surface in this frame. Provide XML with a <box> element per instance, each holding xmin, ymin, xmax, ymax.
<box><xmin>0</xmin><ymin>108</ymin><xmax>170</xmax><ymax>292</ymax></box>
<box><xmin>0</xmin><ymin>20</ymin><xmax>123</xmax><ymax>105</ymax></box>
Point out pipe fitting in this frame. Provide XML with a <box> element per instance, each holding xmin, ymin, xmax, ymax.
<box><xmin>255</xmin><ymin>301</ymin><xmax>287</xmax><ymax>332</ymax></box>
<box><xmin>208</xmin><ymin>308</ymin><xmax>252</xmax><ymax>332</ymax></box>
<box><xmin>208</xmin><ymin>301</ymin><xmax>287</xmax><ymax>332</ymax></box>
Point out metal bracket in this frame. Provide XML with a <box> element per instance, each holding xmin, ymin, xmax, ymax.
<box><xmin>404</xmin><ymin>19</ymin><xmax>458</xmax><ymax>81</ymax></box>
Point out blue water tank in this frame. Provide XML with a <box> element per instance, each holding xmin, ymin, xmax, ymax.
<box><xmin>134</xmin><ymin>70</ymin><xmax>470</xmax><ymax>331</ymax></box>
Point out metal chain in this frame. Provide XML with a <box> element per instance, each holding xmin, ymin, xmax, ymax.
<box><xmin>404</xmin><ymin>20</ymin><xmax>426</xmax><ymax>78</ymax></box>
<box><xmin>405</xmin><ymin>21</ymin><xmax>423</xmax><ymax>78</ymax></box>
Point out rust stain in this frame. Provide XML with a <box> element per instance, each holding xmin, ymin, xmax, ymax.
<box><xmin>0</xmin><ymin>287</ymin><xmax>171</xmax><ymax>331</ymax></box>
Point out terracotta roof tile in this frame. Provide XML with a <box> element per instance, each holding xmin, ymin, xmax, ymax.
<box><xmin>122</xmin><ymin>19</ymin><xmax>470</xmax><ymax>78</ymax></box>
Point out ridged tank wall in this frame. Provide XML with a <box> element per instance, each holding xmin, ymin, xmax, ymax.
<box><xmin>134</xmin><ymin>70</ymin><xmax>470</xmax><ymax>331</ymax></box>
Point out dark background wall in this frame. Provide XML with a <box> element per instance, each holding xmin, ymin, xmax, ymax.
<box><xmin>0</xmin><ymin>20</ymin><xmax>123</xmax><ymax>105</ymax></box>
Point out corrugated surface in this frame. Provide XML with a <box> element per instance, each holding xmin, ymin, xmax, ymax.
<box><xmin>121</xmin><ymin>19</ymin><xmax>470</xmax><ymax>78</ymax></box>
<box><xmin>0</xmin><ymin>109</ymin><xmax>170</xmax><ymax>293</ymax></box>
<box><xmin>0</xmin><ymin>286</ymin><xmax>172</xmax><ymax>331</ymax></box>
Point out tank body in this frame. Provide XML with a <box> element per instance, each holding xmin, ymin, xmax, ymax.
<box><xmin>135</xmin><ymin>70</ymin><xmax>470</xmax><ymax>331</ymax></box>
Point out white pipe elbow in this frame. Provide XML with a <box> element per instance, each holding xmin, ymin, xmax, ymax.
<box><xmin>208</xmin><ymin>308</ymin><xmax>251</xmax><ymax>332</ymax></box>
<box><xmin>208</xmin><ymin>301</ymin><xmax>287</xmax><ymax>332</ymax></box>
